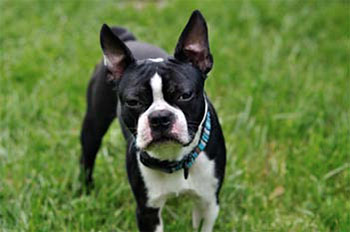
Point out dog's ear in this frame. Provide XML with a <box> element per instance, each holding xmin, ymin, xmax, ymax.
<box><xmin>174</xmin><ymin>10</ymin><xmax>213</xmax><ymax>74</ymax></box>
<box><xmin>100</xmin><ymin>24</ymin><xmax>135</xmax><ymax>80</ymax></box>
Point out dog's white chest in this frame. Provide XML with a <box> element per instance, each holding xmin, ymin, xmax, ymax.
<box><xmin>137</xmin><ymin>151</ymin><xmax>218</xmax><ymax>208</ymax></box>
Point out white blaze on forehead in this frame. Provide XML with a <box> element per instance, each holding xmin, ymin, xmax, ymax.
<box><xmin>148</xmin><ymin>58</ymin><xmax>164</xmax><ymax>63</ymax></box>
<box><xmin>150</xmin><ymin>73</ymin><xmax>164</xmax><ymax>102</ymax></box>
<box><xmin>103</xmin><ymin>55</ymin><xmax>110</xmax><ymax>66</ymax></box>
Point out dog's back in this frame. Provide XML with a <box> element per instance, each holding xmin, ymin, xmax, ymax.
<box><xmin>111</xmin><ymin>26</ymin><xmax>168</xmax><ymax>60</ymax></box>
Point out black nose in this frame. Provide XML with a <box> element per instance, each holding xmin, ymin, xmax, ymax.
<box><xmin>148</xmin><ymin>110</ymin><xmax>174</xmax><ymax>130</ymax></box>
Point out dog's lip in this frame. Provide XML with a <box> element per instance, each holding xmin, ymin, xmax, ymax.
<box><xmin>146</xmin><ymin>136</ymin><xmax>187</xmax><ymax>148</ymax></box>
<box><xmin>149</xmin><ymin>137</ymin><xmax>180</xmax><ymax>146</ymax></box>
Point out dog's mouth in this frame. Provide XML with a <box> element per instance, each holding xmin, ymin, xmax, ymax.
<box><xmin>144</xmin><ymin>132</ymin><xmax>194</xmax><ymax>151</ymax></box>
<box><xmin>147</xmin><ymin>135</ymin><xmax>183</xmax><ymax>148</ymax></box>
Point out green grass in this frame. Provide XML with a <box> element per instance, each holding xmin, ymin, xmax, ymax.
<box><xmin>1</xmin><ymin>0</ymin><xmax>349</xmax><ymax>231</ymax></box>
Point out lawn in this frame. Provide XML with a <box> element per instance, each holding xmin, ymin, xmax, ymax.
<box><xmin>0</xmin><ymin>0</ymin><xmax>349</xmax><ymax>231</ymax></box>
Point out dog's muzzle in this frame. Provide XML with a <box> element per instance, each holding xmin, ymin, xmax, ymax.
<box><xmin>147</xmin><ymin>109</ymin><xmax>184</xmax><ymax>145</ymax></box>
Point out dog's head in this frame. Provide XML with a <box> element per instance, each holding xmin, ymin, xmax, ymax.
<box><xmin>100</xmin><ymin>10</ymin><xmax>213</xmax><ymax>159</ymax></box>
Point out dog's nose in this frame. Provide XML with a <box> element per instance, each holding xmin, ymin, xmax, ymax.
<box><xmin>148</xmin><ymin>110</ymin><xmax>174</xmax><ymax>130</ymax></box>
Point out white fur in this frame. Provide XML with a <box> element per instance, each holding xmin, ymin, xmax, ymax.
<box><xmin>154</xmin><ymin>224</ymin><xmax>163</xmax><ymax>232</ymax></box>
<box><xmin>103</xmin><ymin>54</ymin><xmax>111</xmax><ymax>67</ymax></box>
<box><xmin>150</xmin><ymin>73</ymin><xmax>163</xmax><ymax>101</ymax></box>
<box><xmin>148</xmin><ymin>58</ymin><xmax>164</xmax><ymax>63</ymax></box>
<box><xmin>201</xmin><ymin>202</ymin><xmax>219</xmax><ymax>232</ymax></box>
<box><xmin>137</xmin><ymin>151</ymin><xmax>219</xmax><ymax>232</ymax></box>
<box><xmin>154</xmin><ymin>207</ymin><xmax>164</xmax><ymax>232</ymax></box>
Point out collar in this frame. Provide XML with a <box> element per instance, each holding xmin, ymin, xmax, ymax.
<box><xmin>139</xmin><ymin>104</ymin><xmax>211</xmax><ymax>179</ymax></box>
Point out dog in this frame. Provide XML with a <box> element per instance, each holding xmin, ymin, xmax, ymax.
<box><xmin>80</xmin><ymin>10</ymin><xmax>226</xmax><ymax>232</ymax></box>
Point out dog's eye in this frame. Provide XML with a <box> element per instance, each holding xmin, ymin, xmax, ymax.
<box><xmin>125</xmin><ymin>99</ymin><xmax>141</xmax><ymax>108</ymax></box>
<box><xmin>178</xmin><ymin>92</ymin><xmax>193</xmax><ymax>101</ymax></box>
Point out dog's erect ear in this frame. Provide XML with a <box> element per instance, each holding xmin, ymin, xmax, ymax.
<box><xmin>100</xmin><ymin>24</ymin><xmax>135</xmax><ymax>80</ymax></box>
<box><xmin>174</xmin><ymin>10</ymin><xmax>213</xmax><ymax>74</ymax></box>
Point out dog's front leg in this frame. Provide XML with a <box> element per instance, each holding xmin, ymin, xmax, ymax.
<box><xmin>136</xmin><ymin>206</ymin><xmax>163</xmax><ymax>232</ymax></box>
<box><xmin>195</xmin><ymin>199</ymin><xmax>219</xmax><ymax>232</ymax></box>
<box><xmin>192</xmin><ymin>200</ymin><xmax>203</xmax><ymax>230</ymax></box>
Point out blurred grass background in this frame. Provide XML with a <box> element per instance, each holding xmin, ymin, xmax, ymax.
<box><xmin>0</xmin><ymin>0</ymin><xmax>349</xmax><ymax>231</ymax></box>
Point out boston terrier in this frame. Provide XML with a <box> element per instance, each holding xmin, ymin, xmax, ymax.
<box><xmin>80</xmin><ymin>10</ymin><xmax>226</xmax><ymax>232</ymax></box>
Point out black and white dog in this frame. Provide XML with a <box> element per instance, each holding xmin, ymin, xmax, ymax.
<box><xmin>80</xmin><ymin>10</ymin><xmax>226</xmax><ymax>232</ymax></box>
